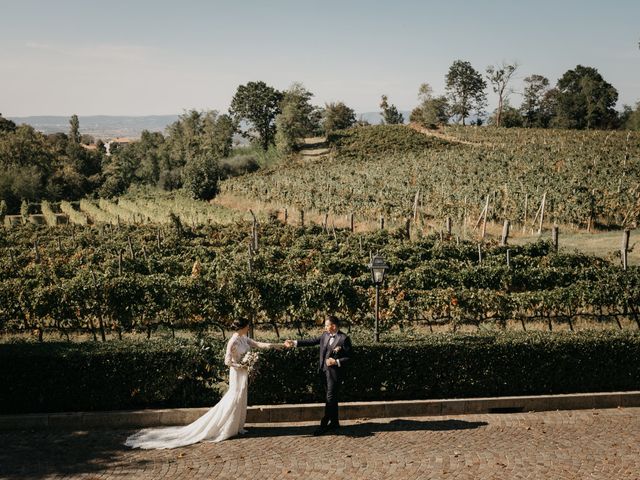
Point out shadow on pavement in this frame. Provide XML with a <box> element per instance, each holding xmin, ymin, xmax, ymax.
<box><xmin>0</xmin><ymin>429</ymin><xmax>149</xmax><ymax>480</ymax></box>
<box><xmin>243</xmin><ymin>418</ymin><xmax>489</xmax><ymax>439</ymax></box>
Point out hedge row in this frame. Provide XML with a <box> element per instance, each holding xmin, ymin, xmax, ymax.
<box><xmin>1</xmin><ymin>331</ymin><xmax>639</xmax><ymax>414</ymax></box>
<box><xmin>0</xmin><ymin>338</ymin><xmax>227</xmax><ymax>414</ymax></box>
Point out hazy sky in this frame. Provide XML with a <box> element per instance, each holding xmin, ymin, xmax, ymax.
<box><xmin>2</xmin><ymin>0</ymin><xmax>639</xmax><ymax>116</ymax></box>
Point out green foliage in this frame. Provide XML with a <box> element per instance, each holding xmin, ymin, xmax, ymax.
<box><xmin>219</xmin><ymin>155</ymin><xmax>260</xmax><ymax>179</ymax></box>
<box><xmin>322</xmin><ymin>102</ymin><xmax>356</xmax><ymax>132</ymax></box>
<box><xmin>0</xmin><ymin>338</ymin><xmax>227</xmax><ymax>414</ymax></box>
<box><xmin>69</xmin><ymin>114</ymin><xmax>81</xmax><ymax>144</ymax></box>
<box><xmin>411</xmin><ymin>86</ymin><xmax>449</xmax><ymax>129</ymax></box>
<box><xmin>487</xmin><ymin>104</ymin><xmax>524</xmax><ymax>128</ymax></box>
<box><xmin>3</xmin><ymin>332</ymin><xmax>637</xmax><ymax>413</ymax></box>
<box><xmin>521</xmin><ymin>75</ymin><xmax>552</xmax><ymax>128</ymax></box>
<box><xmin>252</xmin><ymin>331</ymin><xmax>640</xmax><ymax>404</ymax></box>
<box><xmin>275</xmin><ymin>83</ymin><xmax>317</xmax><ymax>154</ymax></box>
<box><xmin>327</xmin><ymin>124</ymin><xmax>449</xmax><ymax>159</ymax></box>
<box><xmin>2</xmin><ymin>221</ymin><xmax>640</xmax><ymax>339</ymax></box>
<box><xmin>446</xmin><ymin>60</ymin><xmax>487</xmax><ymax>125</ymax></box>
<box><xmin>230</xmin><ymin>81</ymin><xmax>283</xmax><ymax>151</ymax></box>
<box><xmin>379</xmin><ymin>95</ymin><xmax>405</xmax><ymax>125</ymax></box>
<box><xmin>224</xmin><ymin>125</ymin><xmax>640</xmax><ymax>229</ymax></box>
<box><xmin>0</xmin><ymin>114</ymin><xmax>16</xmax><ymax>133</ymax></box>
<box><xmin>553</xmin><ymin>65</ymin><xmax>619</xmax><ymax>130</ymax></box>
<box><xmin>182</xmin><ymin>154</ymin><xmax>220</xmax><ymax>200</ymax></box>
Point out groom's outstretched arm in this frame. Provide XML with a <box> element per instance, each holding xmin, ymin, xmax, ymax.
<box><xmin>295</xmin><ymin>335</ymin><xmax>323</xmax><ymax>347</ymax></box>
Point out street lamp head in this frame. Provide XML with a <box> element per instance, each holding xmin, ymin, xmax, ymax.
<box><xmin>368</xmin><ymin>254</ymin><xmax>388</xmax><ymax>285</ymax></box>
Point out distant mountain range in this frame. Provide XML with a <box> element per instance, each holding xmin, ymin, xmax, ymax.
<box><xmin>7</xmin><ymin>111</ymin><xmax>413</xmax><ymax>140</ymax></box>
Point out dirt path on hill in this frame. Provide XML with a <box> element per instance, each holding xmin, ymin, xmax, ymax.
<box><xmin>299</xmin><ymin>136</ymin><xmax>330</xmax><ymax>157</ymax></box>
<box><xmin>408</xmin><ymin>122</ymin><xmax>487</xmax><ymax>146</ymax></box>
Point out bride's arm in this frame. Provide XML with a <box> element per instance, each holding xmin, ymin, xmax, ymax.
<box><xmin>224</xmin><ymin>337</ymin><xmax>245</xmax><ymax>368</ymax></box>
<box><xmin>246</xmin><ymin>337</ymin><xmax>284</xmax><ymax>349</ymax></box>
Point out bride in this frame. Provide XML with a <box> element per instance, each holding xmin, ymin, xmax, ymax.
<box><xmin>125</xmin><ymin>318</ymin><xmax>283</xmax><ymax>449</ymax></box>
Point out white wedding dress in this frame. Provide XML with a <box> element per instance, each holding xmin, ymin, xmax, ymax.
<box><xmin>125</xmin><ymin>333</ymin><xmax>273</xmax><ymax>449</ymax></box>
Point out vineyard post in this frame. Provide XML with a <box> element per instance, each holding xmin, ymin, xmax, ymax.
<box><xmin>501</xmin><ymin>220</ymin><xmax>510</xmax><ymax>246</ymax></box>
<box><xmin>622</xmin><ymin>229</ymin><xmax>630</xmax><ymax>270</ymax></box>
<box><xmin>284</xmin><ymin>208</ymin><xmax>288</xmax><ymax>225</ymax></box>
<box><xmin>299</xmin><ymin>209</ymin><xmax>304</xmax><ymax>227</ymax></box>
<box><xmin>446</xmin><ymin>217</ymin><xmax>452</xmax><ymax>236</ymax></box>
<box><xmin>405</xmin><ymin>217</ymin><xmax>411</xmax><ymax>240</ymax></box>
<box><xmin>249</xmin><ymin>209</ymin><xmax>258</xmax><ymax>252</ymax></box>
<box><xmin>34</xmin><ymin>237</ymin><xmax>40</xmax><ymax>263</ymax></box>
<box><xmin>57</xmin><ymin>237</ymin><xmax>62</xmax><ymax>252</ymax></box>
<box><xmin>506</xmin><ymin>249</ymin><xmax>511</xmax><ymax>268</ymax></box>
<box><xmin>118</xmin><ymin>249</ymin><xmax>123</xmax><ymax>276</ymax></box>
<box><xmin>90</xmin><ymin>269</ymin><xmax>106</xmax><ymax>342</ymax></box>
<box><xmin>127</xmin><ymin>236</ymin><xmax>135</xmax><ymax>260</ymax></box>
<box><xmin>141</xmin><ymin>245</ymin><xmax>149</xmax><ymax>270</ymax></box>
<box><xmin>552</xmin><ymin>225</ymin><xmax>559</xmax><ymax>252</ymax></box>
<box><xmin>247</xmin><ymin>242</ymin><xmax>253</xmax><ymax>273</ymax></box>
<box><xmin>537</xmin><ymin>192</ymin><xmax>546</xmax><ymax>235</ymax></box>
<box><xmin>156</xmin><ymin>229</ymin><xmax>161</xmax><ymax>249</ymax></box>
<box><xmin>477</xmin><ymin>243</ymin><xmax>482</xmax><ymax>263</ymax></box>
<box><xmin>350</xmin><ymin>213</ymin><xmax>354</xmax><ymax>233</ymax></box>
<box><xmin>522</xmin><ymin>193</ymin><xmax>528</xmax><ymax>234</ymax></box>
<box><xmin>323</xmin><ymin>213</ymin><xmax>329</xmax><ymax>233</ymax></box>
<box><xmin>413</xmin><ymin>189</ymin><xmax>420</xmax><ymax>224</ymax></box>
<box><xmin>380</xmin><ymin>216</ymin><xmax>384</xmax><ymax>230</ymax></box>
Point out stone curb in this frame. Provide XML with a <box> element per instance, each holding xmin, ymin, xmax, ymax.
<box><xmin>1</xmin><ymin>391</ymin><xmax>639</xmax><ymax>431</ymax></box>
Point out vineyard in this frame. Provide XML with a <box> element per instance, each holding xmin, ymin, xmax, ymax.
<box><xmin>220</xmin><ymin>125</ymin><xmax>640</xmax><ymax>232</ymax></box>
<box><xmin>1</xmin><ymin>218</ymin><xmax>639</xmax><ymax>342</ymax></box>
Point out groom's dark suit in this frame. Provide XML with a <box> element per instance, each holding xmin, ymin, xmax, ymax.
<box><xmin>298</xmin><ymin>331</ymin><xmax>352</xmax><ymax>428</ymax></box>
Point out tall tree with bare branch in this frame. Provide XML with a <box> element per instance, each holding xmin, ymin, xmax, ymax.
<box><xmin>486</xmin><ymin>62</ymin><xmax>519</xmax><ymax>127</ymax></box>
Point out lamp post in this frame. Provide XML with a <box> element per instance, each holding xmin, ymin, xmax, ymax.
<box><xmin>368</xmin><ymin>254</ymin><xmax>388</xmax><ymax>342</ymax></box>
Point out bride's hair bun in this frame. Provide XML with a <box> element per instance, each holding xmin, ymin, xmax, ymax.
<box><xmin>231</xmin><ymin>318</ymin><xmax>250</xmax><ymax>331</ymax></box>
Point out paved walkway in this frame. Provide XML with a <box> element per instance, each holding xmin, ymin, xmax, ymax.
<box><xmin>1</xmin><ymin>408</ymin><xmax>639</xmax><ymax>480</ymax></box>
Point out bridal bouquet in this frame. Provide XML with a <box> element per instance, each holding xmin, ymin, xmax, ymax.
<box><xmin>241</xmin><ymin>351</ymin><xmax>261</xmax><ymax>381</ymax></box>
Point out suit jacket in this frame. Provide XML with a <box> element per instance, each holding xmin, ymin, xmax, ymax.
<box><xmin>298</xmin><ymin>331</ymin><xmax>352</xmax><ymax>372</ymax></box>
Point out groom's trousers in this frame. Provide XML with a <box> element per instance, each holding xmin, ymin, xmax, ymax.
<box><xmin>321</xmin><ymin>366</ymin><xmax>341</xmax><ymax>426</ymax></box>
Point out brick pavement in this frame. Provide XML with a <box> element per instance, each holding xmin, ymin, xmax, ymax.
<box><xmin>0</xmin><ymin>407</ymin><xmax>638</xmax><ymax>480</ymax></box>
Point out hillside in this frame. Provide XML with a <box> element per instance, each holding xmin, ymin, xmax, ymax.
<box><xmin>219</xmin><ymin>124</ymin><xmax>640</xmax><ymax>234</ymax></box>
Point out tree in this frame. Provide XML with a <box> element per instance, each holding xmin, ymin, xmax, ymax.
<box><xmin>520</xmin><ymin>74</ymin><xmax>550</xmax><ymax>127</ymax></box>
<box><xmin>202</xmin><ymin>112</ymin><xmax>235</xmax><ymax>158</ymax></box>
<box><xmin>622</xmin><ymin>102</ymin><xmax>640</xmax><ymax>130</ymax></box>
<box><xmin>485</xmin><ymin>62</ymin><xmax>518</xmax><ymax>127</ymax></box>
<box><xmin>69</xmin><ymin>115</ymin><xmax>81</xmax><ymax>144</ymax></box>
<box><xmin>0</xmin><ymin>114</ymin><xmax>16</xmax><ymax>133</ymax></box>
<box><xmin>322</xmin><ymin>102</ymin><xmax>356</xmax><ymax>132</ymax></box>
<box><xmin>379</xmin><ymin>95</ymin><xmax>404</xmax><ymax>124</ymax></box>
<box><xmin>275</xmin><ymin>83</ymin><xmax>317</xmax><ymax>154</ymax></box>
<box><xmin>445</xmin><ymin>60</ymin><xmax>487</xmax><ymax>126</ymax></box>
<box><xmin>230</xmin><ymin>81</ymin><xmax>283</xmax><ymax>151</ymax></box>
<box><xmin>552</xmin><ymin>65</ymin><xmax>618</xmax><ymax>129</ymax></box>
<box><xmin>410</xmin><ymin>83</ymin><xmax>449</xmax><ymax>129</ymax></box>
<box><xmin>182</xmin><ymin>154</ymin><xmax>219</xmax><ymax>200</ymax></box>
<box><xmin>487</xmin><ymin>103</ymin><xmax>523</xmax><ymax>128</ymax></box>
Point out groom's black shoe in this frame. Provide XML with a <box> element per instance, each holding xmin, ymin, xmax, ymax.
<box><xmin>326</xmin><ymin>422</ymin><xmax>340</xmax><ymax>431</ymax></box>
<box><xmin>313</xmin><ymin>425</ymin><xmax>329</xmax><ymax>436</ymax></box>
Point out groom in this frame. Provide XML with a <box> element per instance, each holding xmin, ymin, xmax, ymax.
<box><xmin>285</xmin><ymin>315</ymin><xmax>352</xmax><ymax>435</ymax></box>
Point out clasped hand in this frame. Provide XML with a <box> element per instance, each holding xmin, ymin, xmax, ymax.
<box><xmin>283</xmin><ymin>339</ymin><xmax>295</xmax><ymax>348</ymax></box>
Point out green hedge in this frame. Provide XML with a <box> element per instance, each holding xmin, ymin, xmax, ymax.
<box><xmin>0</xmin><ymin>338</ymin><xmax>226</xmax><ymax>414</ymax></box>
<box><xmin>251</xmin><ymin>331</ymin><xmax>640</xmax><ymax>404</ymax></box>
<box><xmin>1</xmin><ymin>331</ymin><xmax>639</xmax><ymax>414</ymax></box>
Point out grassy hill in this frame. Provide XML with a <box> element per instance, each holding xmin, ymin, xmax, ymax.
<box><xmin>219</xmin><ymin>125</ymin><xmax>640</xmax><ymax>237</ymax></box>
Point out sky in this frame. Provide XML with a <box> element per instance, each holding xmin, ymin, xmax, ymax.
<box><xmin>1</xmin><ymin>0</ymin><xmax>639</xmax><ymax>117</ymax></box>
